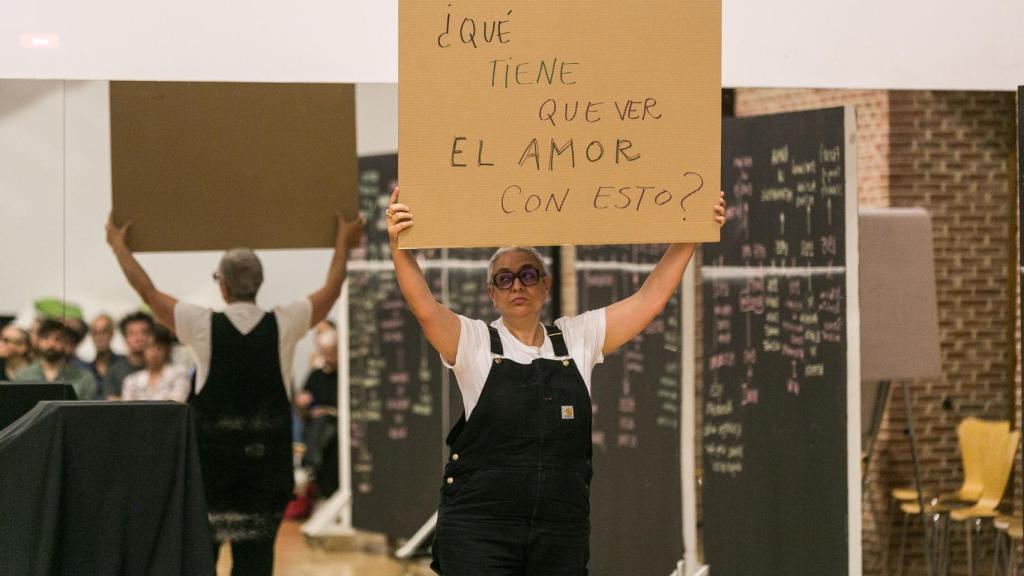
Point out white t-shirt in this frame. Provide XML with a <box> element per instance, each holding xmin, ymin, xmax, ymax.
<box><xmin>174</xmin><ymin>300</ymin><xmax>313</xmax><ymax>398</ymax></box>
<box><xmin>121</xmin><ymin>364</ymin><xmax>191</xmax><ymax>403</ymax></box>
<box><xmin>444</xmin><ymin>309</ymin><xmax>606</xmax><ymax>419</ymax></box>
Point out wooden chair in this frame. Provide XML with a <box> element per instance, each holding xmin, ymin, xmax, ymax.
<box><xmin>891</xmin><ymin>418</ymin><xmax>1009</xmax><ymax>576</ymax></box>
<box><xmin>942</xmin><ymin>429</ymin><xmax>1019</xmax><ymax>576</ymax></box>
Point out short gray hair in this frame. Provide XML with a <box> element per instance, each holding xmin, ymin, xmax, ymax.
<box><xmin>218</xmin><ymin>248</ymin><xmax>264</xmax><ymax>301</ymax></box>
<box><xmin>487</xmin><ymin>246</ymin><xmax>549</xmax><ymax>284</ymax></box>
<box><xmin>316</xmin><ymin>329</ymin><xmax>338</xmax><ymax>351</ymax></box>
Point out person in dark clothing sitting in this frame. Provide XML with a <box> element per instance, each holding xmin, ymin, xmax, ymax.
<box><xmin>297</xmin><ymin>328</ymin><xmax>340</xmax><ymax>497</ymax></box>
<box><xmin>88</xmin><ymin>314</ymin><xmax>126</xmax><ymax>387</ymax></box>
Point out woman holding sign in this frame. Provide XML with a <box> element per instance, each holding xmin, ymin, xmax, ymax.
<box><xmin>387</xmin><ymin>187</ymin><xmax>725</xmax><ymax>575</ymax></box>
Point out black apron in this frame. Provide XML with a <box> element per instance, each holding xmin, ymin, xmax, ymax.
<box><xmin>189</xmin><ymin>312</ymin><xmax>293</xmax><ymax>541</ymax></box>
<box><xmin>432</xmin><ymin>325</ymin><xmax>593</xmax><ymax>576</ymax></box>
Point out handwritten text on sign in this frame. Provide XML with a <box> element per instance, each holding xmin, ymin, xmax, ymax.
<box><xmin>398</xmin><ymin>1</ymin><xmax>722</xmax><ymax>248</ymax></box>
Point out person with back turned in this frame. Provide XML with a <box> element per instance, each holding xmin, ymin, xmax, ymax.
<box><xmin>106</xmin><ymin>211</ymin><xmax>364</xmax><ymax>575</ymax></box>
<box><xmin>385</xmin><ymin>187</ymin><xmax>725</xmax><ymax>575</ymax></box>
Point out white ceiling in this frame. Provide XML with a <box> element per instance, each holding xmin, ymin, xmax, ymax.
<box><xmin>1</xmin><ymin>0</ymin><xmax>1021</xmax><ymax>90</ymax></box>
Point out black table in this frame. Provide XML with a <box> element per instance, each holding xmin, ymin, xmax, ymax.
<box><xmin>0</xmin><ymin>401</ymin><xmax>215</xmax><ymax>575</ymax></box>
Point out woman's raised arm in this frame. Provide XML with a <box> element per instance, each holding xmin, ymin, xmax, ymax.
<box><xmin>387</xmin><ymin>187</ymin><xmax>462</xmax><ymax>364</ymax></box>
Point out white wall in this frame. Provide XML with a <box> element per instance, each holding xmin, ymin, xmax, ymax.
<box><xmin>722</xmin><ymin>0</ymin><xmax>1024</xmax><ymax>91</ymax></box>
<box><xmin>0</xmin><ymin>1</ymin><xmax>397</xmax><ymax>83</ymax></box>
<box><xmin>0</xmin><ymin>80</ymin><xmax>398</xmax><ymax>381</ymax></box>
<box><xmin>1</xmin><ymin>1</ymin><xmax>1022</xmax><ymax>90</ymax></box>
<box><xmin>0</xmin><ymin>80</ymin><xmax>63</xmax><ymax>313</ymax></box>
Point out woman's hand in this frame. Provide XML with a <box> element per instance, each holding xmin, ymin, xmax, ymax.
<box><xmin>105</xmin><ymin>213</ymin><xmax>131</xmax><ymax>251</ymax></box>
<box><xmin>714</xmin><ymin>190</ymin><xmax>726</xmax><ymax>227</ymax></box>
<box><xmin>104</xmin><ymin>212</ymin><xmax>179</xmax><ymax>332</ymax></box>
<box><xmin>386</xmin><ymin>186</ymin><xmax>413</xmax><ymax>246</ymax></box>
<box><xmin>335</xmin><ymin>210</ymin><xmax>366</xmax><ymax>250</ymax></box>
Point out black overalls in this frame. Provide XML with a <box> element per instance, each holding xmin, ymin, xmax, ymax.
<box><xmin>189</xmin><ymin>312</ymin><xmax>293</xmax><ymax>575</ymax></box>
<box><xmin>432</xmin><ymin>325</ymin><xmax>593</xmax><ymax>576</ymax></box>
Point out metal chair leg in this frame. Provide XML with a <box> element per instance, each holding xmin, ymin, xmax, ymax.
<box><xmin>1008</xmin><ymin>540</ymin><xmax>1016</xmax><ymax>576</ymax></box>
<box><xmin>991</xmin><ymin>525</ymin><xmax>1003</xmax><ymax>576</ymax></box>
<box><xmin>930</xmin><ymin>513</ymin><xmax>944</xmax><ymax>570</ymax></box>
<box><xmin>881</xmin><ymin>499</ymin><xmax>897</xmax><ymax>576</ymax></box>
<box><xmin>896</xmin><ymin>512</ymin><xmax>911</xmax><ymax>576</ymax></box>
<box><xmin>940</xmin><ymin>515</ymin><xmax>952</xmax><ymax>576</ymax></box>
<box><xmin>967</xmin><ymin>519</ymin><xmax>976</xmax><ymax>576</ymax></box>
<box><xmin>976</xmin><ymin>520</ymin><xmax>986</xmax><ymax>576</ymax></box>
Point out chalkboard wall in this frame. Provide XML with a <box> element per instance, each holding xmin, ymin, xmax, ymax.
<box><xmin>350</xmin><ymin>155</ymin><xmax>444</xmax><ymax>538</ymax></box>
<box><xmin>701</xmin><ymin>107</ymin><xmax>852</xmax><ymax>576</ymax></box>
<box><xmin>578</xmin><ymin>245</ymin><xmax>685</xmax><ymax>576</ymax></box>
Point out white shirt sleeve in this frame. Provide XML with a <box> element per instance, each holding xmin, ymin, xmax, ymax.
<box><xmin>274</xmin><ymin>299</ymin><xmax>314</xmax><ymax>347</ymax></box>
<box><xmin>173</xmin><ymin>302</ymin><xmax>212</xmax><ymax>349</ymax></box>
<box><xmin>173</xmin><ymin>302</ymin><xmax>212</xmax><ymax>389</ymax></box>
<box><xmin>556</xmin><ymin>307</ymin><xmax>607</xmax><ymax>370</ymax></box>
<box><xmin>441</xmin><ymin>315</ymin><xmax>493</xmax><ymax>418</ymax></box>
<box><xmin>273</xmin><ymin>299</ymin><xmax>314</xmax><ymax>397</ymax></box>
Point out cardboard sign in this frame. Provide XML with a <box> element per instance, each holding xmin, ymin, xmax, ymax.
<box><xmin>111</xmin><ymin>82</ymin><xmax>357</xmax><ymax>252</ymax></box>
<box><xmin>399</xmin><ymin>0</ymin><xmax>721</xmax><ymax>248</ymax></box>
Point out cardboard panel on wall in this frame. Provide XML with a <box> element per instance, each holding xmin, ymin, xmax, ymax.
<box><xmin>858</xmin><ymin>208</ymin><xmax>942</xmax><ymax>382</ymax></box>
<box><xmin>111</xmin><ymin>81</ymin><xmax>357</xmax><ymax>252</ymax></box>
<box><xmin>398</xmin><ymin>0</ymin><xmax>721</xmax><ymax>248</ymax></box>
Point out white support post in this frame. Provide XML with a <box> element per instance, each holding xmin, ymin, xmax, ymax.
<box><xmin>681</xmin><ymin>265</ymin><xmax>706</xmax><ymax>576</ymax></box>
<box><xmin>302</xmin><ymin>281</ymin><xmax>355</xmax><ymax>537</ymax></box>
<box><xmin>394</xmin><ymin>512</ymin><xmax>439</xmax><ymax>559</ymax></box>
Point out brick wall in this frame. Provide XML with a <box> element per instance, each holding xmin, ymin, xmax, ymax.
<box><xmin>729</xmin><ymin>88</ymin><xmax>1019</xmax><ymax>576</ymax></box>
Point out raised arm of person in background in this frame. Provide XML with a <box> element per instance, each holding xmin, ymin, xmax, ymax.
<box><xmin>308</xmin><ymin>211</ymin><xmax>366</xmax><ymax>327</ymax></box>
<box><xmin>602</xmin><ymin>191</ymin><xmax>726</xmax><ymax>356</ymax></box>
<box><xmin>108</xmin><ymin>210</ymin><xmax>364</xmax><ymax>333</ymax></box>
<box><xmin>106</xmin><ymin>214</ymin><xmax>179</xmax><ymax>332</ymax></box>
<box><xmin>386</xmin><ymin>187</ymin><xmax>461</xmax><ymax>365</ymax></box>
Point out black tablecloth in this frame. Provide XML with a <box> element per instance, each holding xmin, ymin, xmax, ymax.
<box><xmin>0</xmin><ymin>401</ymin><xmax>215</xmax><ymax>576</ymax></box>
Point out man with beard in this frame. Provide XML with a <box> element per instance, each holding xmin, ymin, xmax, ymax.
<box><xmin>13</xmin><ymin>319</ymin><xmax>96</xmax><ymax>399</ymax></box>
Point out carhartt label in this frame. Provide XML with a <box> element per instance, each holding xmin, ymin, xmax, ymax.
<box><xmin>561</xmin><ymin>406</ymin><xmax>575</xmax><ymax>420</ymax></box>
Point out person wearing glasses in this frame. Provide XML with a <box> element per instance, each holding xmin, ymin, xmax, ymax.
<box><xmin>0</xmin><ymin>324</ymin><xmax>33</xmax><ymax>381</ymax></box>
<box><xmin>386</xmin><ymin>187</ymin><xmax>726</xmax><ymax>575</ymax></box>
<box><xmin>106</xmin><ymin>211</ymin><xmax>364</xmax><ymax>576</ymax></box>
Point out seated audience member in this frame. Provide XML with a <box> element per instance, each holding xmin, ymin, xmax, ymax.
<box><xmin>0</xmin><ymin>324</ymin><xmax>32</xmax><ymax>381</ymax></box>
<box><xmin>121</xmin><ymin>325</ymin><xmax>189</xmax><ymax>402</ymax></box>
<box><xmin>307</xmin><ymin>319</ymin><xmax>337</xmax><ymax>370</ymax></box>
<box><xmin>297</xmin><ymin>329</ymin><xmax>340</xmax><ymax>497</ymax></box>
<box><xmin>88</xmin><ymin>314</ymin><xmax>125</xmax><ymax>384</ymax></box>
<box><xmin>63</xmin><ymin>317</ymin><xmax>88</xmax><ymax>364</ymax></box>
<box><xmin>103</xmin><ymin>311</ymin><xmax>154</xmax><ymax>399</ymax></box>
<box><xmin>29</xmin><ymin>299</ymin><xmax>85</xmax><ymax>359</ymax></box>
<box><xmin>27</xmin><ymin>318</ymin><xmax>41</xmax><ymax>357</ymax></box>
<box><xmin>61</xmin><ymin>317</ymin><xmax>100</xmax><ymax>396</ymax></box>
<box><xmin>13</xmin><ymin>319</ymin><xmax>97</xmax><ymax>399</ymax></box>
